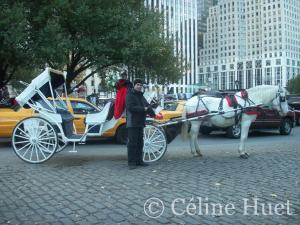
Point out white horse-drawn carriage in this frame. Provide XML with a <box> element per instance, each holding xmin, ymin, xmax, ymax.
<box><xmin>11</xmin><ymin>68</ymin><xmax>290</xmax><ymax>164</ymax></box>
<box><xmin>12</xmin><ymin>68</ymin><xmax>167</xmax><ymax>163</ymax></box>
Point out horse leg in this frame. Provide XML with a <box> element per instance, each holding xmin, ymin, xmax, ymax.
<box><xmin>188</xmin><ymin>122</ymin><xmax>196</xmax><ymax>156</ymax></box>
<box><xmin>189</xmin><ymin>134</ymin><xmax>196</xmax><ymax>156</ymax></box>
<box><xmin>189</xmin><ymin>121</ymin><xmax>197</xmax><ymax>156</ymax></box>
<box><xmin>238</xmin><ymin>114</ymin><xmax>255</xmax><ymax>159</ymax></box>
<box><xmin>191</xmin><ymin>121</ymin><xmax>202</xmax><ymax>157</ymax></box>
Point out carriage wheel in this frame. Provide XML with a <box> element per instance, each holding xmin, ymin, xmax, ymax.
<box><xmin>143</xmin><ymin>124</ymin><xmax>167</xmax><ymax>163</ymax></box>
<box><xmin>12</xmin><ymin>117</ymin><xmax>58</xmax><ymax>163</ymax></box>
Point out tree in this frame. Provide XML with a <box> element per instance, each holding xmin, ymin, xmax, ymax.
<box><xmin>123</xmin><ymin>9</ymin><xmax>184</xmax><ymax>84</ymax></box>
<box><xmin>25</xmin><ymin>0</ymin><xmax>183</xmax><ymax>92</ymax></box>
<box><xmin>0</xmin><ymin>1</ymin><xmax>34</xmax><ymax>86</ymax></box>
<box><xmin>287</xmin><ymin>75</ymin><xmax>300</xmax><ymax>95</ymax></box>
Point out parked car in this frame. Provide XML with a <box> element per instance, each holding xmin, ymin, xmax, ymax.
<box><xmin>288</xmin><ymin>96</ymin><xmax>300</xmax><ymax>126</ymax></box>
<box><xmin>0</xmin><ymin>98</ymin><xmax>185</xmax><ymax>144</ymax></box>
<box><xmin>112</xmin><ymin>100</ymin><xmax>185</xmax><ymax>144</ymax></box>
<box><xmin>200</xmin><ymin>105</ymin><xmax>295</xmax><ymax>138</ymax></box>
<box><xmin>0</xmin><ymin>97</ymin><xmax>98</xmax><ymax>138</ymax></box>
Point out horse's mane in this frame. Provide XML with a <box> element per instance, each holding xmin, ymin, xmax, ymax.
<box><xmin>246</xmin><ymin>85</ymin><xmax>279</xmax><ymax>105</ymax></box>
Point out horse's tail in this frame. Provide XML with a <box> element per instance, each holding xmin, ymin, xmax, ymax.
<box><xmin>181</xmin><ymin>107</ymin><xmax>190</xmax><ymax>141</ymax></box>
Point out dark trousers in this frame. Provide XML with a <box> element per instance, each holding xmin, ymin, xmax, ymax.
<box><xmin>127</xmin><ymin>127</ymin><xmax>144</xmax><ymax>165</ymax></box>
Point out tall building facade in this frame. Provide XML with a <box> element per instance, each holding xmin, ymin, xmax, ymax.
<box><xmin>198</xmin><ymin>0</ymin><xmax>218</xmax><ymax>34</ymax></box>
<box><xmin>146</xmin><ymin>0</ymin><xmax>198</xmax><ymax>93</ymax></box>
<box><xmin>197</xmin><ymin>0</ymin><xmax>218</xmax><ymax>52</ymax></box>
<box><xmin>199</xmin><ymin>0</ymin><xmax>300</xmax><ymax>90</ymax></box>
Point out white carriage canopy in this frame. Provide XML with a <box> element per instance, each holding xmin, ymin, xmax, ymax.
<box><xmin>15</xmin><ymin>68</ymin><xmax>66</xmax><ymax>109</ymax></box>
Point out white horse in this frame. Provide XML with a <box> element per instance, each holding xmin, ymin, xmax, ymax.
<box><xmin>181</xmin><ymin>85</ymin><xmax>289</xmax><ymax>159</ymax></box>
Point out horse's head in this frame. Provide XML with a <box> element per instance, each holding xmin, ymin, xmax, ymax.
<box><xmin>270</xmin><ymin>86</ymin><xmax>289</xmax><ymax>116</ymax></box>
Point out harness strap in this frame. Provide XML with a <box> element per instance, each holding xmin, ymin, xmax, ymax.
<box><xmin>219</xmin><ymin>94</ymin><xmax>246</xmax><ymax>126</ymax></box>
<box><xmin>196</xmin><ymin>95</ymin><xmax>209</xmax><ymax>113</ymax></box>
<box><xmin>218</xmin><ymin>96</ymin><xmax>224</xmax><ymax>112</ymax></box>
<box><xmin>188</xmin><ymin>95</ymin><xmax>210</xmax><ymax>119</ymax></box>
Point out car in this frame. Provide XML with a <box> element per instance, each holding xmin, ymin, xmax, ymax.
<box><xmin>0</xmin><ymin>107</ymin><xmax>34</xmax><ymax>138</ymax></box>
<box><xmin>0</xmin><ymin>97</ymin><xmax>185</xmax><ymax>144</ymax></box>
<box><xmin>0</xmin><ymin>97</ymin><xmax>99</xmax><ymax>138</ymax></box>
<box><xmin>200</xmin><ymin>104</ymin><xmax>295</xmax><ymax>138</ymax></box>
<box><xmin>109</xmin><ymin>100</ymin><xmax>185</xmax><ymax>144</ymax></box>
<box><xmin>288</xmin><ymin>96</ymin><xmax>300</xmax><ymax>126</ymax></box>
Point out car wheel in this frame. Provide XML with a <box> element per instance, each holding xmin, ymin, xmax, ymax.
<box><xmin>115</xmin><ymin>124</ymin><xmax>128</xmax><ymax>144</ymax></box>
<box><xmin>279</xmin><ymin>118</ymin><xmax>292</xmax><ymax>135</ymax></box>
<box><xmin>200</xmin><ymin>126</ymin><xmax>212</xmax><ymax>135</ymax></box>
<box><xmin>226</xmin><ymin>125</ymin><xmax>241</xmax><ymax>139</ymax></box>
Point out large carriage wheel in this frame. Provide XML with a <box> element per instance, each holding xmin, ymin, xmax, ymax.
<box><xmin>143</xmin><ymin>124</ymin><xmax>167</xmax><ymax>163</ymax></box>
<box><xmin>12</xmin><ymin>117</ymin><xmax>58</xmax><ymax>163</ymax></box>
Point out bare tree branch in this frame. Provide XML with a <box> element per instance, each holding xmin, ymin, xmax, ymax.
<box><xmin>69</xmin><ymin>63</ymin><xmax>116</xmax><ymax>93</ymax></box>
<box><xmin>74</xmin><ymin>62</ymin><xmax>94</xmax><ymax>75</ymax></box>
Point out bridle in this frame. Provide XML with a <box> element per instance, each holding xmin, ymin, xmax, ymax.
<box><xmin>270</xmin><ymin>88</ymin><xmax>287</xmax><ymax>113</ymax></box>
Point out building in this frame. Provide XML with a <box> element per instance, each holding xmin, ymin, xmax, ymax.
<box><xmin>197</xmin><ymin>0</ymin><xmax>218</xmax><ymax>53</ymax></box>
<box><xmin>197</xmin><ymin>0</ymin><xmax>218</xmax><ymax>34</ymax></box>
<box><xmin>84</xmin><ymin>1</ymin><xmax>198</xmax><ymax>95</ymax></box>
<box><xmin>199</xmin><ymin>0</ymin><xmax>300</xmax><ymax>90</ymax></box>
<box><xmin>84</xmin><ymin>68</ymin><xmax>119</xmax><ymax>97</ymax></box>
<box><xmin>84</xmin><ymin>72</ymin><xmax>102</xmax><ymax>96</ymax></box>
<box><xmin>146</xmin><ymin>0</ymin><xmax>198</xmax><ymax>93</ymax></box>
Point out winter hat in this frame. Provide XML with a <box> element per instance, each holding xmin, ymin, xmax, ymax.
<box><xmin>120</xmin><ymin>71</ymin><xmax>127</xmax><ymax>79</ymax></box>
<box><xmin>133</xmin><ymin>78</ymin><xmax>144</xmax><ymax>86</ymax></box>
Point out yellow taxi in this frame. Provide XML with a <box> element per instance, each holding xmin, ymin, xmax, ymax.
<box><xmin>0</xmin><ymin>107</ymin><xmax>34</xmax><ymax>138</ymax></box>
<box><xmin>0</xmin><ymin>98</ymin><xmax>185</xmax><ymax>143</ymax></box>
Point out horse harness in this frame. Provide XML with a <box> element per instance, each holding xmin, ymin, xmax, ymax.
<box><xmin>269</xmin><ymin>88</ymin><xmax>287</xmax><ymax>114</ymax></box>
<box><xmin>194</xmin><ymin>90</ymin><xmax>257</xmax><ymax>127</ymax></box>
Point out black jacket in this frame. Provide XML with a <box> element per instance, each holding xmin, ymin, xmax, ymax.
<box><xmin>125</xmin><ymin>89</ymin><xmax>155</xmax><ymax>128</ymax></box>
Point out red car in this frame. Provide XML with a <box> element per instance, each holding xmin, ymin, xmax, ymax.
<box><xmin>200</xmin><ymin>106</ymin><xmax>295</xmax><ymax>138</ymax></box>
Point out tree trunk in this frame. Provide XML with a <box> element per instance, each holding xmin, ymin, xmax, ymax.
<box><xmin>0</xmin><ymin>64</ymin><xmax>15</xmax><ymax>86</ymax></box>
<box><xmin>66</xmin><ymin>68</ymin><xmax>77</xmax><ymax>93</ymax></box>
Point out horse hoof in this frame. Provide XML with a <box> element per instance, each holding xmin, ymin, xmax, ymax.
<box><xmin>239</xmin><ymin>153</ymin><xmax>249</xmax><ymax>159</ymax></box>
<box><xmin>195</xmin><ymin>154</ymin><xmax>203</xmax><ymax>158</ymax></box>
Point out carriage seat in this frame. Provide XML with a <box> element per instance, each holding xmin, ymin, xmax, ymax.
<box><xmin>35</xmin><ymin>100</ymin><xmax>75</xmax><ymax>138</ymax></box>
<box><xmin>85</xmin><ymin>101</ymin><xmax>112</xmax><ymax>125</ymax></box>
<box><xmin>56</xmin><ymin>108</ymin><xmax>74</xmax><ymax>138</ymax></box>
<box><xmin>106</xmin><ymin>100</ymin><xmax>115</xmax><ymax>120</ymax></box>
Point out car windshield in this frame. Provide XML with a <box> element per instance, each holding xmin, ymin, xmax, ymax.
<box><xmin>71</xmin><ymin>101</ymin><xmax>100</xmax><ymax>114</ymax></box>
<box><xmin>48</xmin><ymin>99</ymin><xmax>68</xmax><ymax>110</ymax></box>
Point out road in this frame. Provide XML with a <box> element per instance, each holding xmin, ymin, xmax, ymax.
<box><xmin>0</xmin><ymin>127</ymin><xmax>299</xmax><ymax>224</ymax></box>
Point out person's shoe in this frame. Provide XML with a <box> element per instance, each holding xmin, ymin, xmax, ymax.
<box><xmin>128</xmin><ymin>165</ymin><xmax>137</xmax><ymax>170</ymax></box>
<box><xmin>137</xmin><ymin>162</ymin><xmax>149</xmax><ymax>167</ymax></box>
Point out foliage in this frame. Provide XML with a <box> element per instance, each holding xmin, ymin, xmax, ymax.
<box><xmin>0</xmin><ymin>1</ymin><xmax>33</xmax><ymax>86</ymax></box>
<box><xmin>1</xmin><ymin>0</ymin><xmax>183</xmax><ymax>92</ymax></box>
<box><xmin>287</xmin><ymin>75</ymin><xmax>300</xmax><ymax>95</ymax></box>
<box><xmin>26</xmin><ymin>0</ymin><xmax>183</xmax><ymax>91</ymax></box>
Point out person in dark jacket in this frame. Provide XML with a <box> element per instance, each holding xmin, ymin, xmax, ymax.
<box><xmin>125</xmin><ymin>78</ymin><xmax>156</xmax><ymax>169</ymax></box>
